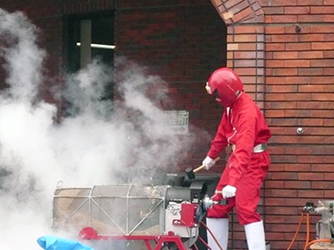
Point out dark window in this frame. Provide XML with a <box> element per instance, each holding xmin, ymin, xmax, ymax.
<box><xmin>67</xmin><ymin>12</ymin><xmax>114</xmax><ymax>71</ymax></box>
<box><xmin>66</xmin><ymin>12</ymin><xmax>115</xmax><ymax>109</ymax></box>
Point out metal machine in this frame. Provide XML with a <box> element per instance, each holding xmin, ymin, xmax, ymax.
<box><xmin>304</xmin><ymin>200</ymin><xmax>334</xmax><ymax>247</ymax></box>
<box><xmin>52</xmin><ymin>175</ymin><xmax>220</xmax><ymax>250</ymax></box>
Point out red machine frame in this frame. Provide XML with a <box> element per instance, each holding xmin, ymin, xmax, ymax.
<box><xmin>80</xmin><ymin>227</ymin><xmax>195</xmax><ymax>250</ymax></box>
<box><xmin>78</xmin><ymin>203</ymin><xmax>209</xmax><ymax>250</ymax></box>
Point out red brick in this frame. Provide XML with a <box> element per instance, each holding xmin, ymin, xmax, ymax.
<box><xmin>270</xmin><ymin>136</ymin><xmax>299</xmax><ymax>144</ymax></box>
<box><xmin>298</xmin><ymin>85</ymin><xmax>324</xmax><ymax>92</ymax></box>
<box><xmin>311</xmin><ymin>6</ymin><xmax>334</xmax><ymax>13</ymax></box>
<box><xmin>324</xmin><ymin>85</ymin><xmax>334</xmax><ymax>92</ymax></box>
<box><xmin>284</xmin><ymin>164</ymin><xmax>311</xmax><ymax>172</ymax></box>
<box><xmin>262</xmin><ymin>6</ymin><xmax>284</xmax><ymax>15</ymax></box>
<box><xmin>310</xmin><ymin>76</ymin><xmax>334</xmax><ymax>84</ymax></box>
<box><xmin>228</xmin><ymin>43</ymin><xmax>257</xmax><ymax>50</ymax></box>
<box><xmin>324</xmin><ymin>33</ymin><xmax>334</xmax><ymax>41</ymax></box>
<box><xmin>233</xmin><ymin>51</ymin><xmax>257</xmax><ymax>59</ymax></box>
<box><xmin>268</xmin><ymin>15</ymin><xmax>298</xmax><ymax>23</ymax></box>
<box><xmin>324</xmin><ymin>68</ymin><xmax>334</xmax><ymax>75</ymax></box>
<box><xmin>312</xmin><ymin>42</ymin><xmax>334</xmax><ymax>50</ymax></box>
<box><xmin>285</xmin><ymin>146</ymin><xmax>312</xmax><ymax>154</ymax></box>
<box><xmin>298</xmin><ymin>51</ymin><xmax>323</xmax><ymax>59</ymax></box>
<box><xmin>265</xmin><ymin>26</ymin><xmax>285</xmax><ymax>34</ymax></box>
<box><xmin>305</xmin><ymin>102</ymin><xmax>334</xmax><ymax>110</ymax></box>
<box><xmin>239</xmin><ymin>76</ymin><xmax>257</xmax><ymax>83</ymax></box>
<box><xmin>297</xmin><ymin>0</ymin><xmax>323</xmax><ymax>5</ymax></box>
<box><xmin>228</xmin><ymin>1</ymin><xmax>249</xmax><ymax>15</ymax></box>
<box><xmin>324</xmin><ymin>190</ymin><xmax>334</xmax><ymax>198</ymax></box>
<box><xmin>228</xmin><ymin>25</ymin><xmax>264</xmax><ymax>34</ymax></box>
<box><xmin>270</xmin><ymin>102</ymin><xmax>296</xmax><ymax>109</ymax></box>
<box><xmin>266</xmin><ymin>51</ymin><xmax>274</xmax><ymax>59</ymax></box>
<box><xmin>310</xmin><ymin>110</ymin><xmax>334</xmax><ymax>117</ymax></box>
<box><xmin>223</xmin><ymin>0</ymin><xmax>244</xmax><ymax>9</ymax></box>
<box><xmin>324</xmin><ymin>136</ymin><xmax>334</xmax><ymax>144</ymax></box>
<box><xmin>266</xmin><ymin>43</ymin><xmax>285</xmax><ymax>51</ymax></box>
<box><xmin>234</xmin><ymin>68</ymin><xmax>256</xmax><ymax>75</ymax></box>
<box><xmin>297</xmin><ymin>190</ymin><xmax>324</xmax><ymax>198</ymax></box>
<box><xmin>264</xmin><ymin>198</ymin><xmax>285</xmax><ymax>206</ymax></box>
<box><xmin>324</xmin><ymin>156</ymin><xmax>334</xmax><ymax>163</ymax></box>
<box><xmin>286</xmin><ymin>42</ymin><xmax>311</xmax><ymax>51</ymax></box>
<box><xmin>285</xmin><ymin>110</ymin><xmax>310</xmax><ymax>117</ymax></box>
<box><xmin>251</xmin><ymin>2</ymin><xmax>261</xmax><ymax>12</ymax></box>
<box><xmin>265</xmin><ymin>110</ymin><xmax>285</xmax><ymax>117</ymax></box>
<box><xmin>324</xmin><ymin>15</ymin><xmax>334</xmax><ymax>22</ymax></box>
<box><xmin>267</xmin><ymin>85</ymin><xmax>298</xmax><ymax>93</ymax></box>
<box><xmin>298</xmin><ymin>15</ymin><xmax>325</xmax><ymax>22</ymax></box>
<box><xmin>325</xmin><ymin>173</ymin><xmax>334</xmax><ymax>180</ymax></box>
<box><xmin>298</xmin><ymin>119</ymin><xmax>324</xmax><ymax>126</ymax></box>
<box><xmin>266</xmin><ymin>76</ymin><xmax>285</xmax><ymax>84</ymax></box>
<box><xmin>285</xmin><ymin>76</ymin><xmax>311</xmax><ymax>84</ymax></box>
<box><xmin>270</xmin><ymin>189</ymin><xmax>298</xmax><ymax>197</ymax></box>
<box><xmin>272</xmin><ymin>68</ymin><xmax>298</xmax><ymax>75</ymax></box>
<box><xmin>271</xmin><ymin>35</ymin><xmax>298</xmax><ymax>42</ymax></box>
<box><xmin>266</xmin><ymin>60</ymin><xmax>285</xmax><ymax>67</ymax></box>
<box><xmin>298</xmin><ymin>68</ymin><xmax>323</xmax><ymax>75</ymax></box>
<box><xmin>299</xmin><ymin>102</ymin><xmax>334</xmax><ymax>110</ymax></box>
<box><xmin>273</xmin><ymin>135</ymin><xmax>325</xmax><ymax>144</ymax></box>
<box><xmin>284</xmin><ymin>25</ymin><xmax>312</xmax><ymax>33</ymax></box>
<box><xmin>311</xmin><ymin>93</ymin><xmax>334</xmax><ymax>101</ymax></box>
<box><xmin>270</xmin><ymin>127</ymin><xmax>297</xmax><ymax>135</ymax></box>
<box><xmin>284</xmin><ymin>6</ymin><xmax>310</xmax><ymax>14</ymax></box>
<box><xmin>273</xmin><ymin>51</ymin><xmax>298</xmax><ymax>59</ymax></box>
<box><xmin>285</xmin><ymin>59</ymin><xmax>310</xmax><ymax>67</ymax></box>
<box><xmin>233</xmin><ymin>34</ymin><xmax>257</xmax><ymax>42</ymax></box>
<box><xmin>311</xmin><ymin>164</ymin><xmax>334</xmax><ymax>172</ymax></box>
<box><xmin>266</xmin><ymin>207</ymin><xmax>300</xmax><ymax>216</ymax></box>
<box><xmin>271</xmin><ymin>0</ymin><xmax>297</xmax><ymax>6</ymax></box>
<box><xmin>268</xmin><ymin>163</ymin><xmax>285</xmax><ymax>171</ymax></box>
<box><xmin>268</xmin><ymin>146</ymin><xmax>285</xmax><ymax>154</ymax></box>
<box><xmin>270</xmin><ymin>118</ymin><xmax>298</xmax><ymax>127</ymax></box>
<box><xmin>285</xmin><ymin>181</ymin><xmax>311</xmax><ymax>189</ymax></box>
<box><xmin>311</xmin><ymin>59</ymin><xmax>334</xmax><ymax>67</ymax></box>
<box><xmin>324</xmin><ymin>0</ymin><xmax>334</xmax><ymax>4</ymax></box>
<box><xmin>311</xmin><ymin>25</ymin><xmax>334</xmax><ymax>33</ymax></box>
<box><xmin>298</xmin><ymin>155</ymin><xmax>327</xmax><ymax>164</ymax></box>
<box><xmin>266</xmin><ymin>93</ymin><xmax>284</xmax><ymax>101</ymax></box>
<box><xmin>298</xmin><ymin>34</ymin><xmax>324</xmax><ymax>42</ymax></box>
<box><xmin>265</xmin><ymin>180</ymin><xmax>285</xmax><ymax>188</ymax></box>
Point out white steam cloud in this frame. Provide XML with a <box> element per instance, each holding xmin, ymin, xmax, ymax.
<box><xmin>0</xmin><ymin>8</ymin><xmax>207</xmax><ymax>250</ymax></box>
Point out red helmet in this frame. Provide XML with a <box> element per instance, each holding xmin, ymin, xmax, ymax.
<box><xmin>206</xmin><ymin>67</ymin><xmax>244</xmax><ymax>107</ymax></box>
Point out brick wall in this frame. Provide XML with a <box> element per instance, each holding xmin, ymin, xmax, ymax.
<box><xmin>114</xmin><ymin>1</ymin><xmax>227</xmax><ymax>169</ymax></box>
<box><xmin>265</xmin><ymin>1</ymin><xmax>334</xmax><ymax>249</ymax></box>
<box><xmin>211</xmin><ymin>0</ymin><xmax>334</xmax><ymax>249</ymax></box>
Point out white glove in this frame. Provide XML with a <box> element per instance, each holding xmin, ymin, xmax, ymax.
<box><xmin>202</xmin><ymin>156</ymin><xmax>215</xmax><ymax>170</ymax></box>
<box><xmin>222</xmin><ymin>185</ymin><xmax>237</xmax><ymax>198</ymax></box>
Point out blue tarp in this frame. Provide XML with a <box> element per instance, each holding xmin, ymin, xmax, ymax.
<box><xmin>37</xmin><ymin>236</ymin><xmax>94</xmax><ymax>250</ymax></box>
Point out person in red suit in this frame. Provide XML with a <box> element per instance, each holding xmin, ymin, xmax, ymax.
<box><xmin>202</xmin><ymin>67</ymin><xmax>271</xmax><ymax>250</ymax></box>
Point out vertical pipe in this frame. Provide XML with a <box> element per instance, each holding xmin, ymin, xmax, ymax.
<box><xmin>80</xmin><ymin>19</ymin><xmax>91</xmax><ymax>68</ymax></box>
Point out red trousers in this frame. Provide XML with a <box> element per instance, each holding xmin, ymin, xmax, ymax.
<box><xmin>207</xmin><ymin>151</ymin><xmax>270</xmax><ymax>225</ymax></box>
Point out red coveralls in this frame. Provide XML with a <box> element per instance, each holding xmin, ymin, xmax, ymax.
<box><xmin>206</xmin><ymin>93</ymin><xmax>271</xmax><ymax>225</ymax></box>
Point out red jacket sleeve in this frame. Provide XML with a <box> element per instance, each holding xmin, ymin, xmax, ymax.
<box><xmin>207</xmin><ymin>113</ymin><xmax>228</xmax><ymax>159</ymax></box>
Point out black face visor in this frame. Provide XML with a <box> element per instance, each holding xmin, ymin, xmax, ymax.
<box><xmin>213</xmin><ymin>89</ymin><xmax>220</xmax><ymax>99</ymax></box>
